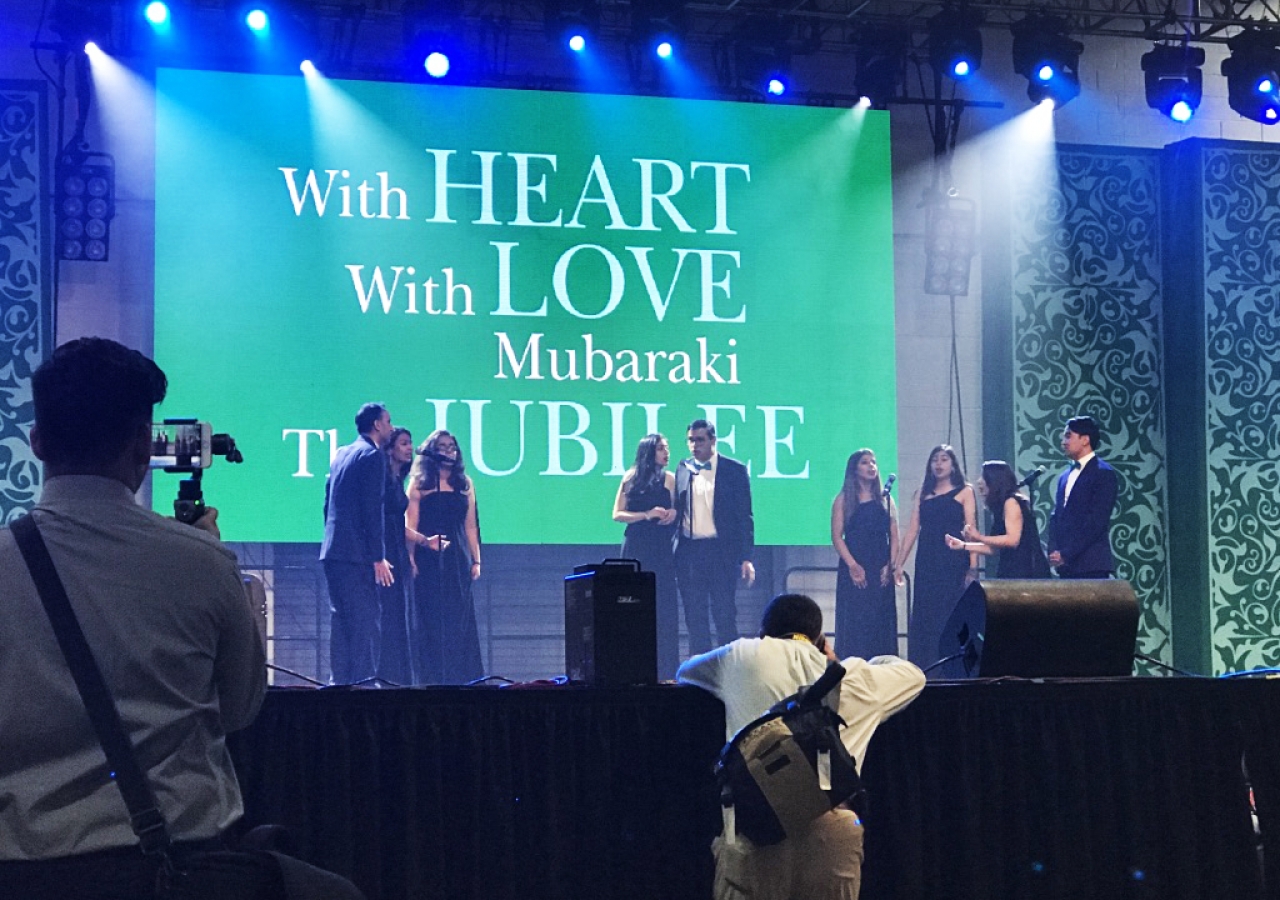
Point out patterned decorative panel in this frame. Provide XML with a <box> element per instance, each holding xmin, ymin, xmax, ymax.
<box><xmin>1007</xmin><ymin>147</ymin><xmax>1173</xmax><ymax>668</ymax></box>
<box><xmin>1199</xmin><ymin>147</ymin><xmax>1280</xmax><ymax>672</ymax></box>
<box><xmin>0</xmin><ymin>82</ymin><xmax>48</xmax><ymax>522</ymax></box>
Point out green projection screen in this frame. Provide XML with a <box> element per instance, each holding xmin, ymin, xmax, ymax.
<box><xmin>154</xmin><ymin>69</ymin><xmax>896</xmax><ymax>544</ymax></box>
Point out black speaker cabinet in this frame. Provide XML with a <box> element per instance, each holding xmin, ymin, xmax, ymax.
<box><xmin>565</xmin><ymin>559</ymin><xmax>657</xmax><ymax>685</ymax></box>
<box><xmin>942</xmin><ymin>579</ymin><xmax>1139</xmax><ymax>678</ymax></box>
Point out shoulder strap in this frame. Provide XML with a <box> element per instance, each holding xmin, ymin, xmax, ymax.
<box><xmin>10</xmin><ymin>514</ymin><xmax>173</xmax><ymax>855</ymax></box>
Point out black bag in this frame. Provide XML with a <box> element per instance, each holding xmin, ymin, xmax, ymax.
<box><xmin>10</xmin><ymin>515</ymin><xmax>365</xmax><ymax>900</ymax></box>
<box><xmin>714</xmin><ymin>661</ymin><xmax>864</xmax><ymax>847</ymax></box>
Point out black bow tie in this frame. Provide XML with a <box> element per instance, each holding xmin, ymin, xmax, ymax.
<box><xmin>1071</xmin><ymin>461</ymin><xmax>1082</xmax><ymax>471</ymax></box>
<box><xmin>690</xmin><ymin>460</ymin><xmax>712</xmax><ymax>472</ymax></box>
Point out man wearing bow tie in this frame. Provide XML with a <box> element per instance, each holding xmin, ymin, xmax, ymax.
<box><xmin>674</xmin><ymin>419</ymin><xmax>756</xmax><ymax>654</ymax></box>
<box><xmin>1048</xmin><ymin>415</ymin><xmax>1119</xmax><ymax>579</ymax></box>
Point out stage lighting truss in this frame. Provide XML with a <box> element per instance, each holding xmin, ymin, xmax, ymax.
<box><xmin>1142</xmin><ymin>43</ymin><xmax>1204</xmax><ymax>123</ymax></box>
<box><xmin>56</xmin><ymin>151</ymin><xmax>115</xmax><ymax>263</ymax></box>
<box><xmin>929</xmin><ymin>7</ymin><xmax>983</xmax><ymax>81</ymax></box>
<box><xmin>1011</xmin><ymin>14</ymin><xmax>1083</xmax><ymax>107</ymax></box>
<box><xmin>1222</xmin><ymin>29</ymin><xmax>1280</xmax><ymax>124</ymax></box>
<box><xmin>730</xmin><ymin>18</ymin><xmax>793</xmax><ymax>98</ymax></box>
<box><xmin>924</xmin><ymin>198</ymin><xmax>977</xmax><ymax>297</ymax></box>
<box><xmin>853</xmin><ymin>26</ymin><xmax>909</xmax><ymax>109</ymax></box>
<box><xmin>545</xmin><ymin>0</ymin><xmax>600</xmax><ymax>53</ymax></box>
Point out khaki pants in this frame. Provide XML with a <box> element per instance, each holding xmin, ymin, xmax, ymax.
<box><xmin>712</xmin><ymin>808</ymin><xmax>865</xmax><ymax>900</ymax></box>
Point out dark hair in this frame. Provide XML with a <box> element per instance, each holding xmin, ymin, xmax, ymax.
<box><xmin>921</xmin><ymin>444</ymin><xmax>965</xmax><ymax>496</ymax></box>
<box><xmin>1065</xmin><ymin>415</ymin><xmax>1102</xmax><ymax>449</ymax></box>
<box><xmin>33</xmin><ymin>338</ymin><xmax>167</xmax><ymax>468</ymax></box>
<box><xmin>841</xmin><ymin>448</ymin><xmax>882</xmax><ymax>512</ymax></box>
<box><xmin>979</xmin><ymin>460</ymin><xmax>1021</xmax><ymax>514</ymax></box>
<box><xmin>625</xmin><ymin>433</ymin><xmax>668</xmax><ymax>500</ymax></box>
<box><xmin>355</xmin><ymin>402</ymin><xmax>387</xmax><ymax>435</ymax></box>
<box><xmin>384</xmin><ymin>427</ymin><xmax>413</xmax><ymax>481</ymax></box>
<box><xmin>760</xmin><ymin>593</ymin><xmax>824</xmax><ymax>642</ymax></box>
<box><xmin>687</xmin><ymin>418</ymin><xmax>715</xmax><ymax>439</ymax></box>
<box><xmin>411</xmin><ymin>429</ymin><xmax>470</xmax><ymax>493</ymax></box>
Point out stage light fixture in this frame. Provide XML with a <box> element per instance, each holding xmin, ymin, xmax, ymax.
<box><xmin>144</xmin><ymin>1</ymin><xmax>170</xmax><ymax>27</ymax></box>
<box><xmin>1222</xmin><ymin>29</ymin><xmax>1280</xmax><ymax>124</ymax></box>
<box><xmin>632</xmin><ymin>0</ymin><xmax>686</xmax><ymax>61</ymax></box>
<box><xmin>1011</xmin><ymin>14</ymin><xmax>1083</xmax><ymax>107</ymax></box>
<box><xmin>403</xmin><ymin>0</ymin><xmax>464</xmax><ymax>81</ymax></box>
<box><xmin>929</xmin><ymin>7</ymin><xmax>983</xmax><ymax>81</ymax></box>
<box><xmin>853</xmin><ymin>26</ymin><xmax>908</xmax><ymax>109</ymax></box>
<box><xmin>545</xmin><ymin>0</ymin><xmax>599</xmax><ymax>54</ymax></box>
<box><xmin>50</xmin><ymin>0</ymin><xmax>113</xmax><ymax>51</ymax></box>
<box><xmin>245</xmin><ymin>8</ymin><xmax>269</xmax><ymax>33</ymax></box>
<box><xmin>731</xmin><ymin>18</ymin><xmax>793</xmax><ymax>99</ymax></box>
<box><xmin>1142</xmin><ymin>43</ymin><xmax>1204</xmax><ymax>122</ymax></box>
<box><xmin>56</xmin><ymin>152</ymin><xmax>115</xmax><ymax>263</ymax></box>
<box><xmin>424</xmin><ymin>50</ymin><xmax>450</xmax><ymax>77</ymax></box>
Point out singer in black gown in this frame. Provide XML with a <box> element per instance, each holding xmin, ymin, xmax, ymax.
<box><xmin>897</xmin><ymin>445</ymin><xmax>977</xmax><ymax>671</ymax></box>
<box><xmin>613</xmin><ymin>434</ymin><xmax>678</xmax><ymax>678</ymax></box>
<box><xmin>832</xmin><ymin>449</ymin><xmax>899</xmax><ymax>659</ymax></box>
<box><xmin>406</xmin><ymin>430</ymin><xmax>483</xmax><ymax>685</ymax></box>
<box><xmin>949</xmin><ymin>461</ymin><xmax>1050</xmax><ymax>579</ymax></box>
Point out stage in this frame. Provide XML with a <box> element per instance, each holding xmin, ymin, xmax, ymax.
<box><xmin>227</xmin><ymin>677</ymin><xmax>1279</xmax><ymax>900</ymax></box>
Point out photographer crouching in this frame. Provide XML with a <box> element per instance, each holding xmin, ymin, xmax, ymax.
<box><xmin>0</xmin><ymin>338</ymin><xmax>267</xmax><ymax>896</ymax></box>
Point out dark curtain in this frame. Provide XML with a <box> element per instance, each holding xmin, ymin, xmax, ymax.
<box><xmin>228</xmin><ymin>686</ymin><xmax>724</xmax><ymax>900</ymax></box>
<box><xmin>229</xmin><ymin>679</ymin><xmax>1276</xmax><ymax>900</ymax></box>
<box><xmin>860</xmin><ymin>679</ymin><xmax>1267</xmax><ymax>900</ymax></box>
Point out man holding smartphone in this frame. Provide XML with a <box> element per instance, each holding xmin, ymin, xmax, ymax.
<box><xmin>0</xmin><ymin>338</ymin><xmax>266</xmax><ymax>896</ymax></box>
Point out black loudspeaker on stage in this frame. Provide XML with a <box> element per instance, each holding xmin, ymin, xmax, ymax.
<box><xmin>564</xmin><ymin>559</ymin><xmax>657</xmax><ymax>685</ymax></box>
<box><xmin>942</xmin><ymin>579</ymin><xmax>1140</xmax><ymax>678</ymax></box>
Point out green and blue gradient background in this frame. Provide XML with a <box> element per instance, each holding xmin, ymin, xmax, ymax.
<box><xmin>154</xmin><ymin>69</ymin><xmax>896</xmax><ymax>544</ymax></box>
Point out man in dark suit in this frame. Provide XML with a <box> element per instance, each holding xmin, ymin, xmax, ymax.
<box><xmin>1048</xmin><ymin>415</ymin><xmax>1119</xmax><ymax>579</ymax></box>
<box><xmin>674</xmin><ymin>418</ymin><xmax>756</xmax><ymax>654</ymax></box>
<box><xmin>321</xmin><ymin>402</ymin><xmax>394</xmax><ymax>683</ymax></box>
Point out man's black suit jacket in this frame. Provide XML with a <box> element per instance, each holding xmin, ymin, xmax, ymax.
<box><xmin>319</xmin><ymin>436</ymin><xmax>386</xmax><ymax>565</ymax></box>
<box><xmin>673</xmin><ymin>453</ymin><xmax>754</xmax><ymax>566</ymax></box>
<box><xmin>1048</xmin><ymin>456</ymin><xmax>1118</xmax><ymax>577</ymax></box>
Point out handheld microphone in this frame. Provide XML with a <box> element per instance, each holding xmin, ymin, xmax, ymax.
<box><xmin>881</xmin><ymin>473</ymin><xmax>897</xmax><ymax>498</ymax></box>
<box><xmin>1016</xmin><ymin>466</ymin><xmax>1047</xmax><ymax>489</ymax></box>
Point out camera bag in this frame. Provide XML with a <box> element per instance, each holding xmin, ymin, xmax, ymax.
<box><xmin>714</xmin><ymin>660</ymin><xmax>865</xmax><ymax>847</ymax></box>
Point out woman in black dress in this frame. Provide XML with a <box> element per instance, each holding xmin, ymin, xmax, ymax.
<box><xmin>896</xmin><ymin>444</ymin><xmax>977</xmax><ymax>671</ymax></box>
<box><xmin>406</xmin><ymin>429</ymin><xmax>483</xmax><ymax>684</ymax></box>
<box><xmin>612</xmin><ymin>433</ymin><xmax>678</xmax><ymax>678</ymax></box>
<box><xmin>377</xmin><ymin>427</ymin><xmax>415</xmax><ymax>684</ymax></box>
<box><xmin>946</xmin><ymin>460</ymin><xmax>1050</xmax><ymax>579</ymax></box>
<box><xmin>831</xmin><ymin>449</ymin><xmax>899</xmax><ymax>659</ymax></box>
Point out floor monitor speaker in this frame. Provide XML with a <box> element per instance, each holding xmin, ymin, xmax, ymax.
<box><xmin>565</xmin><ymin>559</ymin><xmax>657</xmax><ymax>685</ymax></box>
<box><xmin>943</xmin><ymin>579</ymin><xmax>1138</xmax><ymax>678</ymax></box>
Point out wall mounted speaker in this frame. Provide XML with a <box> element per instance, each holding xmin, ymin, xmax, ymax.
<box><xmin>942</xmin><ymin>579</ymin><xmax>1139</xmax><ymax>677</ymax></box>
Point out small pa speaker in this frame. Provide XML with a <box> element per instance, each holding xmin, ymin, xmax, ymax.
<box><xmin>565</xmin><ymin>559</ymin><xmax>657</xmax><ymax>685</ymax></box>
<box><xmin>943</xmin><ymin>579</ymin><xmax>1139</xmax><ymax>678</ymax></box>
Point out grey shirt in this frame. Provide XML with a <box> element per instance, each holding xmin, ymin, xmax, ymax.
<box><xmin>0</xmin><ymin>475</ymin><xmax>266</xmax><ymax>858</ymax></box>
